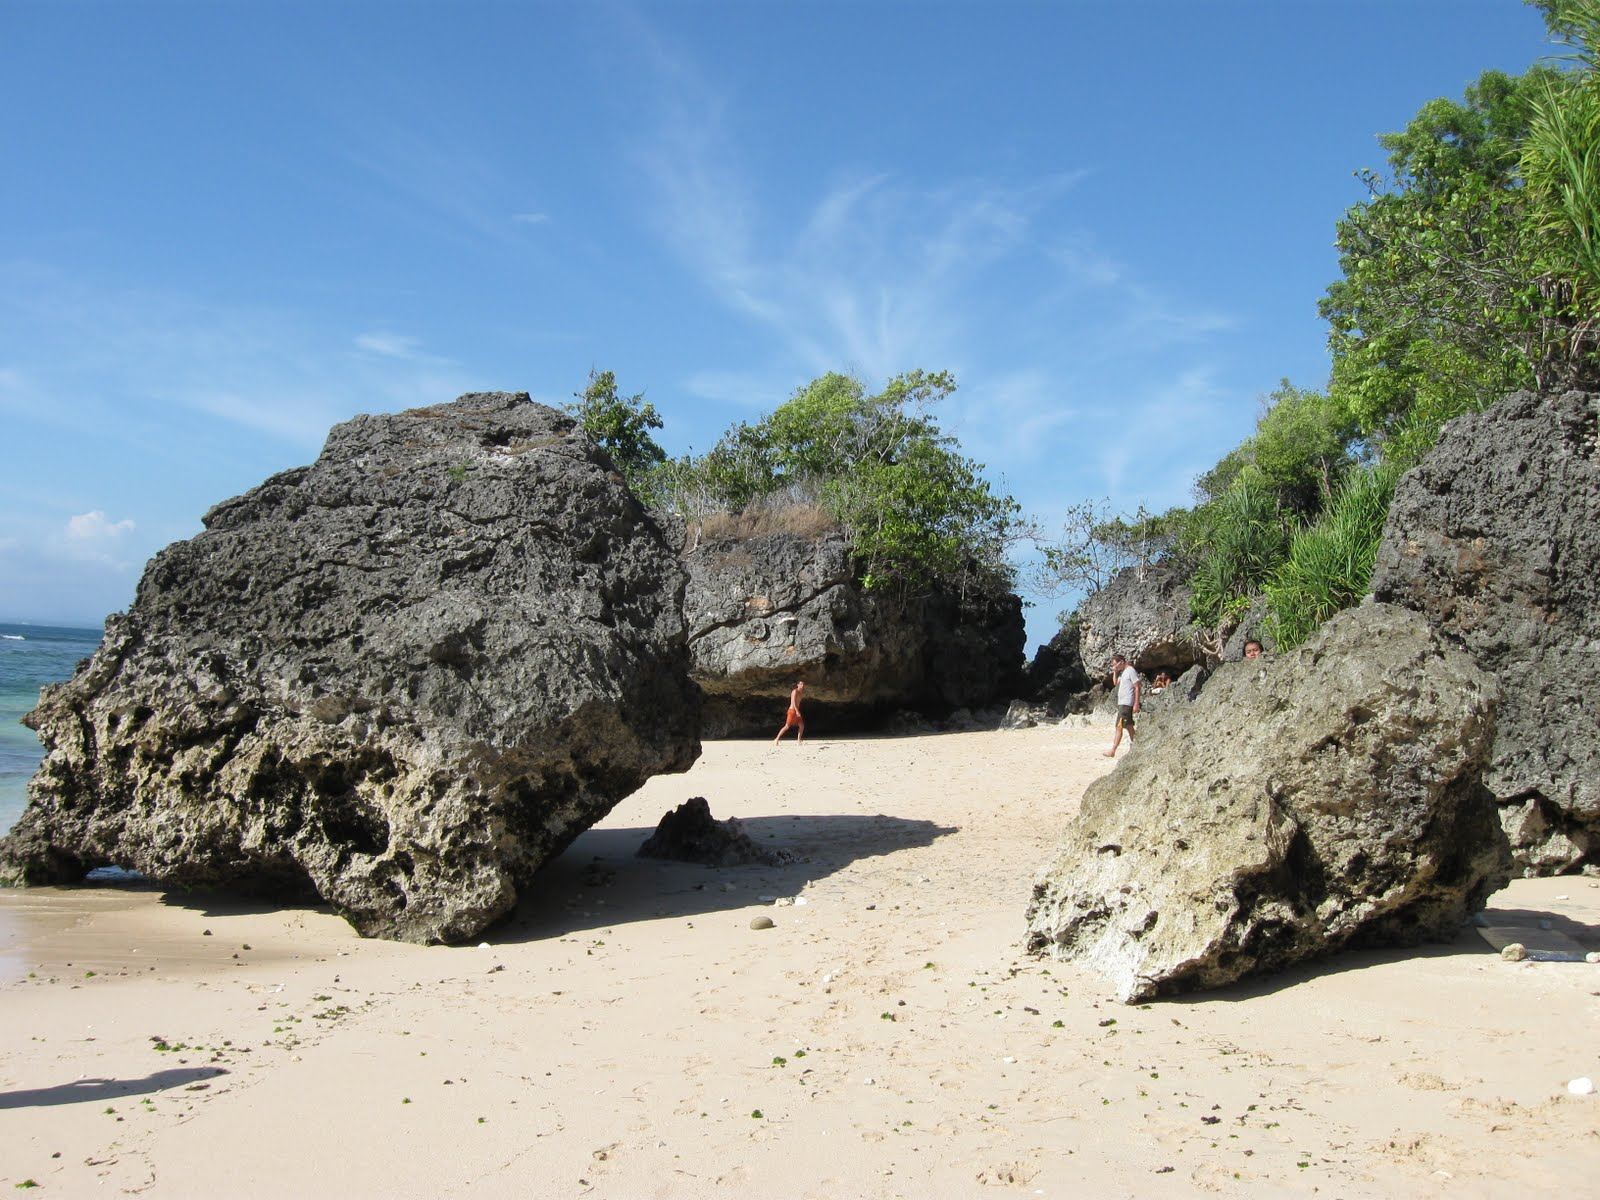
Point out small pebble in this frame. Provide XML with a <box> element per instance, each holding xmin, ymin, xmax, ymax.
<box><xmin>1501</xmin><ymin>943</ymin><xmax>1528</xmax><ymax>962</ymax></box>
<box><xmin>750</xmin><ymin>916</ymin><xmax>775</xmax><ymax>931</ymax></box>
<box><xmin>477</xmin><ymin>943</ymin><xmax>490</xmax><ymax>951</ymax></box>
<box><xmin>1569</xmin><ymin>1077</ymin><xmax>1595</xmax><ymax>1096</ymax></box>
<box><xmin>794</xmin><ymin>897</ymin><xmax>808</xmax><ymax>907</ymax></box>
<box><xmin>774</xmin><ymin>897</ymin><xmax>793</xmax><ymax>907</ymax></box>
<box><xmin>1586</xmin><ymin>952</ymin><xmax>1600</xmax><ymax>964</ymax></box>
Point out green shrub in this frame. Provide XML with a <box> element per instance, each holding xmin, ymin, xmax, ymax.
<box><xmin>1186</xmin><ymin>471</ymin><xmax>1295</xmax><ymax>633</ymax></box>
<box><xmin>646</xmin><ymin>370</ymin><xmax>1020</xmax><ymax>594</ymax></box>
<box><xmin>1263</xmin><ymin>465</ymin><xmax>1398</xmax><ymax>649</ymax></box>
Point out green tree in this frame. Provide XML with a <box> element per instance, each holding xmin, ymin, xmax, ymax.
<box><xmin>1320</xmin><ymin>67</ymin><xmax>1559</xmax><ymax>457</ymax></box>
<box><xmin>650</xmin><ymin>369</ymin><xmax>1021</xmax><ymax>594</ymax></box>
<box><xmin>1035</xmin><ymin>500</ymin><xmax>1190</xmax><ymax>600</ymax></box>
<box><xmin>1195</xmin><ymin>382</ymin><xmax>1358</xmax><ymax>515</ymax></box>
<box><xmin>567</xmin><ymin>370</ymin><xmax>667</xmax><ymax>482</ymax></box>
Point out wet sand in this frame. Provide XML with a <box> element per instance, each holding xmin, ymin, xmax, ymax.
<box><xmin>1</xmin><ymin>726</ymin><xmax>1596</xmax><ymax>1197</ymax></box>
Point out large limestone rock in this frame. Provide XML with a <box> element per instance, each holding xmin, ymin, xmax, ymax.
<box><xmin>1021</xmin><ymin>617</ymin><xmax>1092</xmax><ymax>712</ymax></box>
<box><xmin>1076</xmin><ymin>562</ymin><xmax>1205</xmax><ymax>677</ymax></box>
<box><xmin>0</xmin><ymin>393</ymin><xmax>701</xmax><ymax>943</ymax></box>
<box><xmin>1025</xmin><ymin>603</ymin><xmax>1509</xmax><ymax>1002</ymax></box>
<box><xmin>1372</xmin><ymin>389</ymin><xmax>1600</xmax><ymax>874</ymax></box>
<box><xmin>683</xmin><ymin>530</ymin><xmax>1024</xmax><ymax>734</ymax></box>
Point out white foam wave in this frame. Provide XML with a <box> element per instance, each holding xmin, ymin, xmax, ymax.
<box><xmin>0</xmin><ymin>635</ymin><xmax>23</xmax><ymax>641</ymax></box>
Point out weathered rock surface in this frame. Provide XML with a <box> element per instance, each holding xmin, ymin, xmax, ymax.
<box><xmin>683</xmin><ymin>530</ymin><xmax>1024</xmax><ymax>734</ymax></box>
<box><xmin>1076</xmin><ymin>562</ymin><xmax>1205</xmax><ymax>677</ymax></box>
<box><xmin>1135</xmin><ymin>663</ymin><xmax>1209</xmax><ymax>729</ymax></box>
<box><xmin>0</xmin><ymin>392</ymin><xmax>701</xmax><ymax>942</ymax></box>
<box><xmin>1221</xmin><ymin>598</ymin><xmax>1277</xmax><ymax>661</ymax></box>
<box><xmin>637</xmin><ymin>796</ymin><xmax>790</xmax><ymax>867</ymax></box>
<box><xmin>1025</xmin><ymin>603</ymin><xmax>1509</xmax><ymax>1002</ymax></box>
<box><xmin>1372</xmin><ymin>389</ymin><xmax>1600</xmax><ymax>874</ymax></box>
<box><xmin>1021</xmin><ymin>618</ymin><xmax>1092</xmax><ymax>712</ymax></box>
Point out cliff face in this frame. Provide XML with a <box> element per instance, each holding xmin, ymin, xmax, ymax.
<box><xmin>1373</xmin><ymin>389</ymin><xmax>1600</xmax><ymax>875</ymax></box>
<box><xmin>0</xmin><ymin>393</ymin><xmax>702</xmax><ymax>942</ymax></box>
<box><xmin>1075</xmin><ymin>561</ymin><xmax>1206</xmax><ymax>678</ymax></box>
<box><xmin>1027</xmin><ymin>603</ymin><xmax>1508</xmax><ymax>1002</ymax></box>
<box><xmin>682</xmin><ymin>530</ymin><xmax>1024</xmax><ymax>734</ymax></box>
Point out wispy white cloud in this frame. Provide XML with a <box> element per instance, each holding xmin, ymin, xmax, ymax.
<box><xmin>949</xmin><ymin>368</ymin><xmax>1080</xmax><ymax>467</ymax></box>
<box><xmin>511</xmin><ymin>211</ymin><xmax>549</xmax><ymax>226</ymax></box>
<box><xmin>55</xmin><ymin>509</ymin><xmax>139</xmax><ymax>570</ymax></box>
<box><xmin>625</xmin><ymin>23</ymin><xmax>1235</xmax><ymax>491</ymax></box>
<box><xmin>65</xmin><ymin>510</ymin><xmax>134</xmax><ymax>542</ymax></box>
<box><xmin>346</xmin><ymin>127</ymin><xmax>529</xmax><ymax>248</ymax></box>
<box><xmin>355</xmin><ymin>331</ymin><xmax>424</xmax><ymax>359</ymax></box>
<box><xmin>680</xmin><ymin>367</ymin><xmax>792</xmax><ymax>412</ymax></box>
<box><xmin>1092</xmin><ymin>366</ymin><xmax>1235</xmax><ymax>508</ymax></box>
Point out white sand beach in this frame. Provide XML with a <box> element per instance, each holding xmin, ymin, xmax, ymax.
<box><xmin>2</xmin><ymin>726</ymin><xmax>1596</xmax><ymax>1198</ymax></box>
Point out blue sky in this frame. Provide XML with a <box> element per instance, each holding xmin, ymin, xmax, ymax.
<box><xmin>0</xmin><ymin>1</ymin><xmax>1555</xmax><ymax>645</ymax></box>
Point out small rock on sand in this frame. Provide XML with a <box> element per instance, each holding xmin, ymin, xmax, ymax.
<box><xmin>1501</xmin><ymin>943</ymin><xmax>1528</xmax><ymax>962</ymax></box>
<box><xmin>1569</xmin><ymin>1077</ymin><xmax>1595</xmax><ymax>1096</ymax></box>
<box><xmin>750</xmin><ymin>916</ymin><xmax>775</xmax><ymax>931</ymax></box>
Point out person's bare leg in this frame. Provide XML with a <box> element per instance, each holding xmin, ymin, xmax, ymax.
<box><xmin>796</xmin><ymin>719</ymin><xmax>805</xmax><ymax>745</ymax></box>
<box><xmin>1103</xmin><ymin>724</ymin><xmax>1123</xmax><ymax>757</ymax></box>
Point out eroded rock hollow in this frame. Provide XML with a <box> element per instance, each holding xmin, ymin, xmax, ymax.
<box><xmin>683</xmin><ymin>530</ymin><xmax>1024</xmax><ymax>734</ymax></box>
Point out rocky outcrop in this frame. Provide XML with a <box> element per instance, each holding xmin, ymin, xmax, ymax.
<box><xmin>0</xmin><ymin>393</ymin><xmax>701</xmax><ymax>943</ymax></box>
<box><xmin>1076</xmin><ymin>562</ymin><xmax>1205</xmax><ymax>678</ymax></box>
<box><xmin>1135</xmin><ymin>662</ymin><xmax>1209</xmax><ymax>729</ymax></box>
<box><xmin>1021</xmin><ymin>618</ymin><xmax>1092</xmax><ymax>711</ymax></box>
<box><xmin>637</xmin><ymin>796</ymin><xmax>790</xmax><ymax>867</ymax></box>
<box><xmin>1221</xmin><ymin>598</ymin><xmax>1277</xmax><ymax>661</ymax></box>
<box><xmin>1025</xmin><ymin>603</ymin><xmax>1509</xmax><ymax>1002</ymax></box>
<box><xmin>1372</xmin><ymin>389</ymin><xmax>1600</xmax><ymax>874</ymax></box>
<box><xmin>683</xmin><ymin>531</ymin><xmax>1024</xmax><ymax>734</ymax></box>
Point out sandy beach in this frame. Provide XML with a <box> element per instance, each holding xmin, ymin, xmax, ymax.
<box><xmin>2</xmin><ymin>726</ymin><xmax>1596</xmax><ymax>1198</ymax></box>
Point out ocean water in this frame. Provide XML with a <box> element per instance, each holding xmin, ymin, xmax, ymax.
<box><xmin>0</xmin><ymin>622</ymin><xmax>103</xmax><ymax>836</ymax></box>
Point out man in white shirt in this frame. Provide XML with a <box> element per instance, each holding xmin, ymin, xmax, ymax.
<box><xmin>1102</xmin><ymin>653</ymin><xmax>1141</xmax><ymax>758</ymax></box>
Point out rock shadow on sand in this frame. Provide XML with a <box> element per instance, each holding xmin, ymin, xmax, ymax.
<box><xmin>34</xmin><ymin>813</ymin><xmax>953</xmax><ymax>946</ymax></box>
<box><xmin>491</xmin><ymin>812</ymin><xmax>956</xmax><ymax>944</ymax></box>
<box><xmin>1161</xmin><ymin>896</ymin><xmax>1600</xmax><ymax>1005</ymax></box>
<box><xmin>0</xmin><ymin>1067</ymin><xmax>228</xmax><ymax>1110</ymax></box>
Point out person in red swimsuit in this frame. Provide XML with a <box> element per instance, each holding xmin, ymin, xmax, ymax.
<box><xmin>774</xmin><ymin>680</ymin><xmax>806</xmax><ymax>745</ymax></box>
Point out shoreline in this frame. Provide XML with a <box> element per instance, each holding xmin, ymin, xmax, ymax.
<box><xmin>2</xmin><ymin>727</ymin><xmax>1597</xmax><ymax>1197</ymax></box>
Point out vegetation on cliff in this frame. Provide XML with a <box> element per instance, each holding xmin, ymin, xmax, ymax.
<box><xmin>573</xmin><ymin>367</ymin><xmax>1023</xmax><ymax>599</ymax></box>
<box><xmin>1046</xmin><ymin>0</ymin><xmax>1600</xmax><ymax>652</ymax></box>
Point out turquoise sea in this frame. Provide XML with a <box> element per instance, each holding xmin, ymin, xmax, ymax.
<box><xmin>0</xmin><ymin>622</ymin><xmax>103</xmax><ymax>836</ymax></box>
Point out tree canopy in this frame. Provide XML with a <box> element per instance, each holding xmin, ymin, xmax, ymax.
<box><xmin>644</xmin><ymin>370</ymin><xmax>1022</xmax><ymax>595</ymax></box>
<box><xmin>566</xmin><ymin>369</ymin><xmax>667</xmax><ymax>483</ymax></box>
